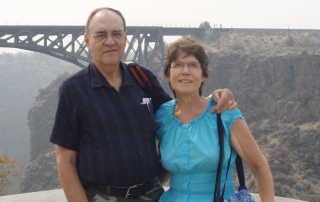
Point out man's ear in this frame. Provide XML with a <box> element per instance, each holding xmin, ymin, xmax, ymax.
<box><xmin>124</xmin><ymin>31</ymin><xmax>128</xmax><ymax>47</ymax></box>
<box><xmin>84</xmin><ymin>33</ymin><xmax>91</xmax><ymax>50</ymax></box>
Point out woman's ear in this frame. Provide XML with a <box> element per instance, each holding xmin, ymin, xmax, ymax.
<box><xmin>201</xmin><ymin>76</ymin><xmax>207</xmax><ymax>83</ymax></box>
<box><xmin>166</xmin><ymin>74</ymin><xmax>171</xmax><ymax>82</ymax></box>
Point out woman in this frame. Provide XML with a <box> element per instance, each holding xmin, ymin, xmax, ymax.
<box><xmin>155</xmin><ymin>36</ymin><xmax>274</xmax><ymax>202</ymax></box>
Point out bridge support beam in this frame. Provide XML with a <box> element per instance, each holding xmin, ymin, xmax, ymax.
<box><xmin>123</xmin><ymin>27</ymin><xmax>165</xmax><ymax>70</ymax></box>
<box><xmin>0</xmin><ymin>26</ymin><xmax>204</xmax><ymax>68</ymax></box>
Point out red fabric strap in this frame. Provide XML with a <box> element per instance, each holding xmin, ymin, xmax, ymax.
<box><xmin>129</xmin><ymin>67</ymin><xmax>143</xmax><ymax>86</ymax></box>
<box><xmin>136</xmin><ymin>66</ymin><xmax>152</xmax><ymax>87</ymax></box>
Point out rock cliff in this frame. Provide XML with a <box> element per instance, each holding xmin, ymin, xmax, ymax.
<box><xmin>20</xmin><ymin>73</ymin><xmax>70</xmax><ymax>192</ymax></box>
<box><xmin>21</xmin><ymin>29</ymin><xmax>320</xmax><ymax>202</ymax></box>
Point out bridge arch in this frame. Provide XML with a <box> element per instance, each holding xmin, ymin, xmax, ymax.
<box><xmin>0</xmin><ymin>26</ymin><xmax>205</xmax><ymax>68</ymax></box>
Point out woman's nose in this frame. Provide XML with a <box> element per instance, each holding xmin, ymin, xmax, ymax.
<box><xmin>181</xmin><ymin>65</ymin><xmax>190</xmax><ymax>74</ymax></box>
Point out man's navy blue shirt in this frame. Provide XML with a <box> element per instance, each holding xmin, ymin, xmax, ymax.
<box><xmin>50</xmin><ymin>62</ymin><xmax>171</xmax><ymax>187</ymax></box>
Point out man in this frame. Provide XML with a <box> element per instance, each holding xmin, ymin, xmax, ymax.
<box><xmin>50</xmin><ymin>7</ymin><xmax>236</xmax><ymax>202</ymax></box>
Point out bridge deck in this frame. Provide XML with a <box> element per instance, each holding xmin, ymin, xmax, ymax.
<box><xmin>1</xmin><ymin>26</ymin><xmax>320</xmax><ymax>68</ymax></box>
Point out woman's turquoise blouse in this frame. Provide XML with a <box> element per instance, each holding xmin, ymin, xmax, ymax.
<box><xmin>155</xmin><ymin>97</ymin><xmax>245</xmax><ymax>202</ymax></box>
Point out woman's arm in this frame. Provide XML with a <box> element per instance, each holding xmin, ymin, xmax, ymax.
<box><xmin>230</xmin><ymin>119</ymin><xmax>274</xmax><ymax>202</ymax></box>
<box><xmin>157</xmin><ymin>166</ymin><xmax>171</xmax><ymax>186</ymax></box>
<box><xmin>156</xmin><ymin>141</ymin><xmax>171</xmax><ymax>185</ymax></box>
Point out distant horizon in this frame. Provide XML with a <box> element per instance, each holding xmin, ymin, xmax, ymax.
<box><xmin>2</xmin><ymin>25</ymin><xmax>320</xmax><ymax>54</ymax></box>
<box><xmin>1</xmin><ymin>0</ymin><xmax>319</xmax><ymax>53</ymax></box>
<box><xmin>2</xmin><ymin>24</ymin><xmax>320</xmax><ymax>30</ymax></box>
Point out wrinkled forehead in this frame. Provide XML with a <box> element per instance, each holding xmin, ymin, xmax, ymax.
<box><xmin>89</xmin><ymin>9</ymin><xmax>124</xmax><ymax>32</ymax></box>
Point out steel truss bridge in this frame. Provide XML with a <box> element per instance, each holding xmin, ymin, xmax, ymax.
<box><xmin>0</xmin><ymin>26</ymin><xmax>208</xmax><ymax>68</ymax></box>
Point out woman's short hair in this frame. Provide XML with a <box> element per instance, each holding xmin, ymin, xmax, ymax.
<box><xmin>164</xmin><ymin>35</ymin><xmax>209</xmax><ymax>97</ymax></box>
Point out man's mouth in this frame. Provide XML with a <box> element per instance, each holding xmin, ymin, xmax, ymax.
<box><xmin>104</xmin><ymin>50</ymin><xmax>117</xmax><ymax>53</ymax></box>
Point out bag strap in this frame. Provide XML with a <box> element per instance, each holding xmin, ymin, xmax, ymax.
<box><xmin>124</xmin><ymin>62</ymin><xmax>154</xmax><ymax>98</ymax></box>
<box><xmin>214</xmin><ymin>113</ymin><xmax>225</xmax><ymax>202</ymax></box>
<box><xmin>214</xmin><ymin>114</ymin><xmax>247</xmax><ymax>202</ymax></box>
<box><xmin>236</xmin><ymin>155</ymin><xmax>247</xmax><ymax>191</ymax></box>
<box><xmin>222</xmin><ymin>148</ymin><xmax>232</xmax><ymax>195</ymax></box>
<box><xmin>221</xmin><ymin>150</ymin><xmax>247</xmax><ymax>196</ymax></box>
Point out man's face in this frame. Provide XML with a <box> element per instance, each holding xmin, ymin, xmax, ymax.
<box><xmin>85</xmin><ymin>10</ymin><xmax>127</xmax><ymax>68</ymax></box>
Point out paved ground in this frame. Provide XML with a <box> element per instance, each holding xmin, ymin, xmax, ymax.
<box><xmin>0</xmin><ymin>188</ymin><xmax>308</xmax><ymax>202</ymax></box>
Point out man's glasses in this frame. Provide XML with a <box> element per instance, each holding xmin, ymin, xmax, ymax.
<box><xmin>171</xmin><ymin>62</ymin><xmax>202</xmax><ymax>71</ymax></box>
<box><xmin>87</xmin><ymin>31</ymin><xmax>126</xmax><ymax>42</ymax></box>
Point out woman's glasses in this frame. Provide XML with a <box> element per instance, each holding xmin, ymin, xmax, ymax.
<box><xmin>171</xmin><ymin>62</ymin><xmax>202</xmax><ymax>71</ymax></box>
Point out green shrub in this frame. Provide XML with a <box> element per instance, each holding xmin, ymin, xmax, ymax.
<box><xmin>286</xmin><ymin>35</ymin><xmax>295</xmax><ymax>46</ymax></box>
<box><xmin>199</xmin><ymin>21</ymin><xmax>211</xmax><ymax>29</ymax></box>
<box><xmin>300</xmin><ymin>50</ymin><xmax>308</xmax><ymax>55</ymax></box>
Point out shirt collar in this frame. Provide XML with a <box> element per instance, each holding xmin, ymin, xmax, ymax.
<box><xmin>90</xmin><ymin>61</ymin><xmax>135</xmax><ymax>89</ymax></box>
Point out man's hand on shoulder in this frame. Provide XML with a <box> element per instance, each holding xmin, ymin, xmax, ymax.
<box><xmin>210</xmin><ymin>88</ymin><xmax>238</xmax><ymax>113</ymax></box>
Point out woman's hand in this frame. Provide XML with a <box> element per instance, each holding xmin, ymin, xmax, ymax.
<box><xmin>230</xmin><ymin>119</ymin><xmax>275</xmax><ymax>202</ymax></box>
<box><xmin>210</xmin><ymin>89</ymin><xmax>237</xmax><ymax>113</ymax></box>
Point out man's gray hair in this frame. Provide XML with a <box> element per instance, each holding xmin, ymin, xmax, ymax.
<box><xmin>85</xmin><ymin>7</ymin><xmax>127</xmax><ymax>34</ymax></box>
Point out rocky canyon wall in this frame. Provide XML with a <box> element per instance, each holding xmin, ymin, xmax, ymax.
<box><xmin>20</xmin><ymin>30</ymin><xmax>320</xmax><ymax>201</ymax></box>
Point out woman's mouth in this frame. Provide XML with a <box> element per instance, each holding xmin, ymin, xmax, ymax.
<box><xmin>179</xmin><ymin>80</ymin><xmax>192</xmax><ymax>83</ymax></box>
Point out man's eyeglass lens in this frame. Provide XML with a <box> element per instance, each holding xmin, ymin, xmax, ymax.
<box><xmin>90</xmin><ymin>32</ymin><xmax>125</xmax><ymax>42</ymax></box>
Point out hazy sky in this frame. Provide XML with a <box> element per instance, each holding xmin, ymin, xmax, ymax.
<box><xmin>1</xmin><ymin>0</ymin><xmax>319</xmax><ymax>53</ymax></box>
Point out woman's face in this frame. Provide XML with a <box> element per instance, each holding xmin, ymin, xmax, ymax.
<box><xmin>167</xmin><ymin>50</ymin><xmax>206</xmax><ymax>97</ymax></box>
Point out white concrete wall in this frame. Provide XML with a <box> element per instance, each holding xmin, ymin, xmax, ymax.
<box><xmin>0</xmin><ymin>188</ymin><xmax>308</xmax><ymax>202</ymax></box>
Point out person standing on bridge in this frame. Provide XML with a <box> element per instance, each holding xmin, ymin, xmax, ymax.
<box><xmin>50</xmin><ymin>7</ymin><xmax>237</xmax><ymax>202</ymax></box>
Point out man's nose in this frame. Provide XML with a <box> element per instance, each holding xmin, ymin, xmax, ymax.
<box><xmin>104</xmin><ymin>35</ymin><xmax>115</xmax><ymax>45</ymax></box>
